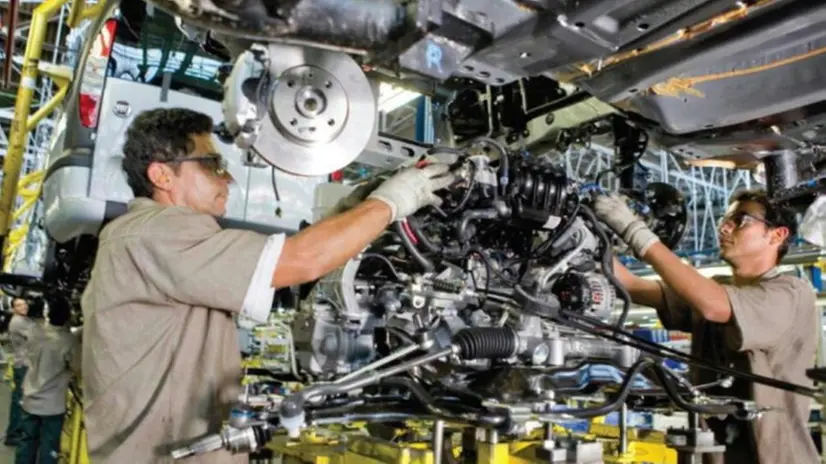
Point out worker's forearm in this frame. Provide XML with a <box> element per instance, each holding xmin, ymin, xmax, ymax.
<box><xmin>641</xmin><ymin>242</ymin><xmax>731</xmax><ymax>322</ymax></box>
<box><xmin>612</xmin><ymin>257</ymin><xmax>664</xmax><ymax>308</ymax></box>
<box><xmin>273</xmin><ymin>199</ymin><xmax>392</xmax><ymax>287</ymax></box>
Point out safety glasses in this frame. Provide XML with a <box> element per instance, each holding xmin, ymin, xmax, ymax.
<box><xmin>718</xmin><ymin>210</ymin><xmax>772</xmax><ymax>231</ymax></box>
<box><xmin>169</xmin><ymin>153</ymin><xmax>231</xmax><ymax>179</ymax></box>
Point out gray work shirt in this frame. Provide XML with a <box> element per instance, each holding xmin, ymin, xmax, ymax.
<box><xmin>657</xmin><ymin>272</ymin><xmax>819</xmax><ymax>464</ymax></box>
<box><xmin>81</xmin><ymin>198</ymin><xmax>283</xmax><ymax>464</ymax></box>
<box><xmin>21</xmin><ymin>323</ymin><xmax>79</xmax><ymax>416</ymax></box>
<box><xmin>8</xmin><ymin>314</ymin><xmax>34</xmax><ymax>368</ymax></box>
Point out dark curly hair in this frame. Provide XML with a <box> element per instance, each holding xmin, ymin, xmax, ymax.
<box><xmin>122</xmin><ymin>108</ymin><xmax>214</xmax><ymax>198</ymax></box>
<box><xmin>729</xmin><ymin>189</ymin><xmax>798</xmax><ymax>263</ymax></box>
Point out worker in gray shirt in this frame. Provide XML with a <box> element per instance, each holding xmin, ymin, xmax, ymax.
<box><xmin>15</xmin><ymin>297</ymin><xmax>78</xmax><ymax>464</ymax></box>
<box><xmin>4</xmin><ymin>296</ymin><xmax>34</xmax><ymax>446</ymax></box>
<box><xmin>594</xmin><ymin>190</ymin><xmax>818</xmax><ymax>464</ymax></box>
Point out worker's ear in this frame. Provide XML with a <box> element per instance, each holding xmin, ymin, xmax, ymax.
<box><xmin>769</xmin><ymin>225</ymin><xmax>790</xmax><ymax>246</ymax></box>
<box><xmin>146</xmin><ymin>162</ymin><xmax>175</xmax><ymax>192</ymax></box>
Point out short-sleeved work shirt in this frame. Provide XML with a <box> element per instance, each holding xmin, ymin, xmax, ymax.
<box><xmin>22</xmin><ymin>323</ymin><xmax>79</xmax><ymax>416</ymax></box>
<box><xmin>80</xmin><ymin>198</ymin><xmax>284</xmax><ymax>463</ymax></box>
<box><xmin>9</xmin><ymin>314</ymin><xmax>34</xmax><ymax>368</ymax></box>
<box><xmin>657</xmin><ymin>271</ymin><xmax>819</xmax><ymax>464</ymax></box>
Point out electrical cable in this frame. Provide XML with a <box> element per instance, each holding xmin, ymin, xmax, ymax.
<box><xmin>360</xmin><ymin>253</ymin><xmax>405</xmax><ymax>281</ymax></box>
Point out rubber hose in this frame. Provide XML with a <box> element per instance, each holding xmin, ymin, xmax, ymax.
<box><xmin>392</xmin><ymin>220</ymin><xmax>434</xmax><ymax>272</ymax></box>
<box><xmin>556</xmin><ymin>359</ymin><xmax>654</xmax><ymax>418</ymax></box>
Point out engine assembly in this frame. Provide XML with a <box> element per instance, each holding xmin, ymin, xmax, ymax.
<box><xmin>169</xmin><ymin>141</ymin><xmax>822</xmax><ymax>463</ymax></box>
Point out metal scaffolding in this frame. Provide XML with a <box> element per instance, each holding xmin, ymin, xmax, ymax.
<box><xmin>561</xmin><ymin>145</ymin><xmax>753</xmax><ymax>262</ymax></box>
<box><xmin>0</xmin><ymin>0</ymin><xmax>98</xmax><ymax>274</ymax></box>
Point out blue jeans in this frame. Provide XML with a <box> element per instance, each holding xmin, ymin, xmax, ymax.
<box><xmin>14</xmin><ymin>409</ymin><xmax>64</xmax><ymax>464</ymax></box>
<box><xmin>5</xmin><ymin>366</ymin><xmax>27</xmax><ymax>444</ymax></box>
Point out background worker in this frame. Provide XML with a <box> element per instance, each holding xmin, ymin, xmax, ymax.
<box><xmin>593</xmin><ymin>190</ymin><xmax>818</xmax><ymax>464</ymax></box>
<box><xmin>15</xmin><ymin>297</ymin><xmax>79</xmax><ymax>464</ymax></box>
<box><xmin>81</xmin><ymin>108</ymin><xmax>455</xmax><ymax>463</ymax></box>
<box><xmin>3</xmin><ymin>296</ymin><xmax>33</xmax><ymax>447</ymax></box>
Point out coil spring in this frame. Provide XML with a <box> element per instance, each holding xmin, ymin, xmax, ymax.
<box><xmin>432</xmin><ymin>279</ymin><xmax>464</xmax><ymax>293</ymax></box>
<box><xmin>453</xmin><ymin>327</ymin><xmax>518</xmax><ymax>360</ymax></box>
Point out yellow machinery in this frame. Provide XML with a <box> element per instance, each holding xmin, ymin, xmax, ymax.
<box><xmin>260</xmin><ymin>419</ymin><xmax>678</xmax><ymax>464</ymax></box>
<box><xmin>2</xmin><ymin>1</ymin><xmax>103</xmax><ymax>462</ymax></box>
<box><xmin>0</xmin><ymin>0</ymin><xmax>103</xmax><ymax>270</ymax></box>
<box><xmin>62</xmin><ymin>386</ymin><xmax>88</xmax><ymax>464</ymax></box>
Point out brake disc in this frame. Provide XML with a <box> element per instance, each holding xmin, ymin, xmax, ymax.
<box><xmin>223</xmin><ymin>43</ymin><xmax>376</xmax><ymax>177</ymax></box>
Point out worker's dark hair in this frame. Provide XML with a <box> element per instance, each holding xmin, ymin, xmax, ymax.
<box><xmin>46</xmin><ymin>296</ymin><xmax>71</xmax><ymax>327</ymax></box>
<box><xmin>26</xmin><ymin>296</ymin><xmax>45</xmax><ymax>320</ymax></box>
<box><xmin>121</xmin><ymin>108</ymin><xmax>214</xmax><ymax>198</ymax></box>
<box><xmin>729</xmin><ymin>189</ymin><xmax>798</xmax><ymax>263</ymax></box>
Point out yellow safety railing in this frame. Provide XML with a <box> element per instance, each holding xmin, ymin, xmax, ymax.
<box><xmin>0</xmin><ymin>0</ymin><xmax>104</xmax><ymax>271</ymax></box>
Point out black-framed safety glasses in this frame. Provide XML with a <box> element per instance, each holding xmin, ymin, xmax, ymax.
<box><xmin>169</xmin><ymin>154</ymin><xmax>231</xmax><ymax>179</ymax></box>
<box><xmin>718</xmin><ymin>210</ymin><xmax>773</xmax><ymax>231</ymax></box>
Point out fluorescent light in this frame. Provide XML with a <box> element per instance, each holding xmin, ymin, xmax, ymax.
<box><xmin>378</xmin><ymin>83</ymin><xmax>421</xmax><ymax>113</ymax></box>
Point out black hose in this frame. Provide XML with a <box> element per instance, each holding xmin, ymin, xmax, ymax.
<box><xmin>380</xmin><ymin>377</ymin><xmax>506</xmax><ymax>426</ymax></box>
<box><xmin>578</xmin><ymin>205</ymin><xmax>631</xmax><ymax>327</ymax></box>
<box><xmin>392</xmin><ymin>221</ymin><xmax>435</xmax><ymax>272</ymax></box>
<box><xmin>457</xmin><ymin>208</ymin><xmax>500</xmax><ymax>242</ymax></box>
<box><xmin>555</xmin><ymin>359</ymin><xmax>654</xmax><ymax>418</ymax></box>
<box><xmin>406</xmin><ymin>216</ymin><xmax>462</xmax><ymax>256</ymax></box>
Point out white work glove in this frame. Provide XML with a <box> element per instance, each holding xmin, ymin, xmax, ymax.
<box><xmin>593</xmin><ymin>194</ymin><xmax>660</xmax><ymax>258</ymax></box>
<box><xmin>368</xmin><ymin>163</ymin><xmax>456</xmax><ymax>221</ymax></box>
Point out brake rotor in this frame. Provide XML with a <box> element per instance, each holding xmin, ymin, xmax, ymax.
<box><xmin>251</xmin><ymin>44</ymin><xmax>376</xmax><ymax>176</ymax></box>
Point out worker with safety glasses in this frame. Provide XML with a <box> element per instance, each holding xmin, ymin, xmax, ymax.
<box><xmin>595</xmin><ymin>190</ymin><xmax>818</xmax><ymax>464</ymax></box>
<box><xmin>79</xmin><ymin>108</ymin><xmax>456</xmax><ymax>463</ymax></box>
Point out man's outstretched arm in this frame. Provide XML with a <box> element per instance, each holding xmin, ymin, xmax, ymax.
<box><xmin>272</xmin><ymin>164</ymin><xmax>455</xmax><ymax>288</ymax></box>
<box><xmin>595</xmin><ymin>195</ymin><xmax>730</xmax><ymax>323</ymax></box>
<box><xmin>611</xmin><ymin>257</ymin><xmax>665</xmax><ymax>309</ymax></box>
<box><xmin>273</xmin><ymin>199</ymin><xmax>392</xmax><ymax>287</ymax></box>
<box><xmin>642</xmin><ymin>242</ymin><xmax>731</xmax><ymax>322</ymax></box>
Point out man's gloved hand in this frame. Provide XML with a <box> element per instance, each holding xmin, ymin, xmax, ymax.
<box><xmin>368</xmin><ymin>163</ymin><xmax>456</xmax><ymax>221</ymax></box>
<box><xmin>593</xmin><ymin>193</ymin><xmax>660</xmax><ymax>258</ymax></box>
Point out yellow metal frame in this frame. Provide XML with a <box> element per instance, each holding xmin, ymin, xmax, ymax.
<box><xmin>61</xmin><ymin>387</ymin><xmax>89</xmax><ymax>464</ymax></box>
<box><xmin>0</xmin><ymin>0</ymin><xmax>103</xmax><ymax>270</ymax></box>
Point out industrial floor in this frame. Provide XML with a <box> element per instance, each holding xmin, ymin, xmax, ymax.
<box><xmin>0</xmin><ymin>380</ymin><xmax>16</xmax><ymax>462</ymax></box>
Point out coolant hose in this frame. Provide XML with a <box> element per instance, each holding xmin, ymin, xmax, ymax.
<box><xmin>393</xmin><ymin>220</ymin><xmax>435</xmax><ymax>272</ymax></box>
<box><xmin>579</xmin><ymin>205</ymin><xmax>631</xmax><ymax>328</ymax></box>
<box><xmin>457</xmin><ymin>208</ymin><xmax>500</xmax><ymax>242</ymax></box>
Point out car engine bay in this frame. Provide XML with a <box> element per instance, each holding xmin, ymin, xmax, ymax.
<box><xmin>169</xmin><ymin>143</ymin><xmax>819</xmax><ymax>460</ymax></box>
